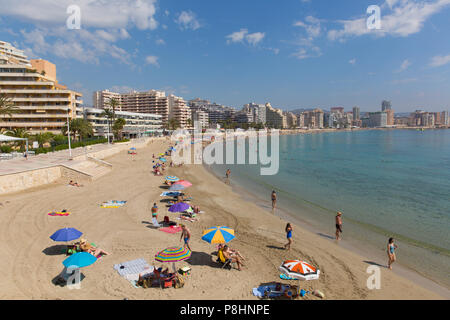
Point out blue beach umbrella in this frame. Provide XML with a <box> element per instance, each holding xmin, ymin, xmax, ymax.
<box><xmin>159</xmin><ymin>157</ymin><xmax>167</xmax><ymax>162</ymax></box>
<box><xmin>130</xmin><ymin>147</ymin><xmax>136</xmax><ymax>150</ymax></box>
<box><xmin>169</xmin><ymin>184</ymin><xmax>185</xmax><ymax>191</ymax></box>
<box><xmin>202</xmin><ymin>226</ymin><xmax>235</xmax><ymax>244</ymax></box>
<box><xmin>63</xmin><ymin>252</ymin><xmax>97</xmax><ymax>268</ymax></box>
<box><xmin>50</xmin><ymin>228</ymin><xmax>82</xmax><ymax>242</ymax></box>
<box><xmin>169</xmin><ymin>202</ymin><xmax>190</xmax><ymax>213</ymax></box>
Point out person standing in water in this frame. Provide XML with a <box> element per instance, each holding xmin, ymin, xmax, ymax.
<box><xmin>284</xmin><ymin>223</ymin><xmax>293</xmax><ymax>251</ymax></box>
<box><xmin>335</xmin><ymin>211</ymin><xmax>343</xmax><ymax>241</ymax></box>
<box><xmin>225</xmin><ymin>169</ymin><xmax>231</xmax><ymax>184</ymax></box>
<box><xmin>271</xmin><ymin>190</ymin><xmax>277</xmax><ymax>213</ymax></box>
<box><xmin>387</xmin><ymin>238</ymin><xmax>398</xmax><ymax>270</ymax></box>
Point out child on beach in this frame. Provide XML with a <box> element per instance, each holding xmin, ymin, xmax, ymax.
<box><xmin>180</xmin><ymin>224</ymin><xmax>191</xmax><ymax>251</ymax></box>
<box><xmin>335</xmin><ymin>212</ymin><xmax>343</xmax><ymax>241</ymax></box>
<box><xmin>284</xmin><ymin>223</ymin><xmax>293</xmax><ymax>251</ymax></box>
<box><xmin>387</xmin><ymin>238</ymin><xmax>398</xmax><ymax>270</ymax></box>
<box><xmin>151</xmin><ymin>203</ymin><xmax>158</xmax><ymax>219</ymax></box>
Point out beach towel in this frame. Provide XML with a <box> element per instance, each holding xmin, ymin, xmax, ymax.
<box><xmin>114</xmin><ymin>259</ymin><xmax>154</xmax><ymax>281</ymax></box>
<box><xmin>160</xmin><ymin>192</ymin><xmax>182</xmax><ymax>197</ymax></box>
<box><xmin>280</xmin><ymin>274</ymin><xmax>297</xmax><ymax>280</ymax></box>
<box><xmin>252</xmin><ymin>284</ymin><xmax>290</xmax><ymax>298</ymax></box>
<box><xmin>48</xmin><ymin>211</ymin><xmax>71</xmax><ymax>216</ymax></box>
<box><xmin>159</xmin><ymin>226</ymin><xmax>182</xmax><ymax>234</ymax></box>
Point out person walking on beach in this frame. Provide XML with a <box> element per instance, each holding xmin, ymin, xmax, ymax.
<box><xmin>387</xmin><ymin>237</ymin><xmax>398</xmax><ymax>270</ymax></box>
<box><xmin>271</xmin><ymin>190</ymin><xmax>277</xmax><ymax>213</ymax></box>
<box><xmin>180</xmin><ymin>224</ymin><xmax>191</xmax><ymax>251</ymax></box>
<box><xmin>225</xmin><ymin>169</ymin><xmax>231</xmax><ymax>184</ymax></box>
<box><xmin>284</xmin><ymin>223</ymin><xmax>293</xmax><ymax>251</ymax></box>
<box><xmin>335</xmin><ymin>211</ymin><xmax>343</xmax><ymax>241</ymax></box>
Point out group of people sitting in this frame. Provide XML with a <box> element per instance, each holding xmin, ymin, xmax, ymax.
<box><xmin>137</xmin><ymin>267</ymin><xmax>178</xmax><ymax>288</ymax></box>
<box><xmin>152</xmin><ymin>162</ymin><xmax>165</xmax><ymax>176</ymax></box>
<box><xmin>69</xmin><ymin>239</ymin><xmax>110</xmax><ymax>258</ymax></box>
<box><xmin>217</xmin><ymin>244</ymin><xmax>245</xmax><ymax>271</ymax></box>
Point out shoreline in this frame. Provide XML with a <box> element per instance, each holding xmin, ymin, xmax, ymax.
<box><xmin>204</xmin><ymin>163</ymin><xmax>450</xmax><ymax>298</ymax></box>
<box><xmin>0</xmin><ymin>137</ymin><xmax>446</xmax><ymax>300</ymax></box>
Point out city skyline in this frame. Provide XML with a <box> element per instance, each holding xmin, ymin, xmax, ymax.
<box><xmin>0</xmin><ymin>0</ymin><xmax>449</xmax><ymax>112</ymax></box>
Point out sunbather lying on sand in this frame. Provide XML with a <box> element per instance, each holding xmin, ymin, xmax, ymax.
<box><xmin>79</xmin><ymin>239</ymin><xmax>110</xmax><ymax>257</ymax></box>
<box><xmin>68</xmin><ymin>180</ymin><xmax>83</xmax><ymax>187</ymax></box>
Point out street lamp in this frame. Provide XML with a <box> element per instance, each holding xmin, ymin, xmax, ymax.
<box><xmin>66</xmin><ymin>108</ymin><xmax>72</xmax><ymax>159</ymax></box>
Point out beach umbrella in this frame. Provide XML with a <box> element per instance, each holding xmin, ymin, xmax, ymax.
<box><xmin>63</xmin><ymin>252</ymin><xmax>97</xmax><ymax>268</ymax></box>
<box><xmin>173</xmin><ymin>180</ymin><xmax>192</xmax><ymax>188</ymax></box>
<box><xmin>155</xmin><ymin>246</ymin><xmax>191</xmax><ymax>272</ymax></box>
<box><xmin>279</xmin><ymin>260</ymin><xmax>320</xmax><ymax>281</ymax></box>
<box><xmin>130</xmin><ymin>147</ymin><xmax>136</xmax><ymax>150</ymax></box>
<box><xmin>159</xmin><ymin>153</ymin><xmax>165</xmax><ymax>156</ymax></box>
<box><xmin>165</xmin><ymin>176</ymin><xmax>179</xmax><ymax>182</ymax></box>
<box><xmin>169</xmin><ymin>202</ymin><xmax>190</xmax><ymax>213</ymax></box>
<box><xmin>202</xmin><ymin>226</ymin><xmax>235</xmax><ymax>244</ymax></box>
<box><xmin>169</xmin><ymin>184</ymin><xmax>185</xmax><ymax>191</ymax></box>
<box><xmin>50</xmin><ymin>228</ymin><xmax>82</xmax><ymax>242</ymax></box>
<box><xmin>159</xmin><ymin>157</ymin><xmax>167</xmax><ymax>162</ymax></box>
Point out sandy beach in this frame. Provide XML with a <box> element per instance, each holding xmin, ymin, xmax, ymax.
<box><xmin>0</xmin><ymin>138</ymin><xmax>447</xmax><ymax>300</ymax></box>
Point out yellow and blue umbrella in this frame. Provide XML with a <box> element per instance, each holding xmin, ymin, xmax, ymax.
<box><xmin>202</xmin><ymin>226</ymin><xmax>235</xmax><ymax>244</ymax></box>
<box><xmin>63</xmin><ymin>252</ymin><xmax>97</xmax><ymax>268</ymax></box>
<box><xmin>166</xmin><ymin>176</ymin><xmax>179</xmax><ymax>182</ymax></box>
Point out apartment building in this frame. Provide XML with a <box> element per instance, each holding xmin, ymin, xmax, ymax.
<box><xmin>0</xmin><ymin>41</ymin><xmax>82</xmax><ymax>134</ymax></box>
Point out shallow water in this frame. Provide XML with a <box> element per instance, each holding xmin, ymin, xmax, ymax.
<box><xmin>210</xmin><ymin>129</ymin><xmax>450</xmax><ymax>288</ymax></box>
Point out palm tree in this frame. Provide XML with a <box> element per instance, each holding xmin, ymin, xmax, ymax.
<box><xmin>106</xmin><ymin>98</ymin><xmax>120</xmax><ymax>123</ymax></box>
<box><xmin>100</xmin><ymin>109</ymin><xmax>114</xmax><ymax>142</ymax></box>
<box><xmin>0</xmin><ymin>93</ymin><xmax>20</xmax><ymax>119</ymax></box>
<box><xmin>168</xmin><ymin>118</ymin><xmax>179</xmax><ymax>130</ymax></box>
<box><xmin>112</xmin><ymin>118</ymin><xmax>126</xmax><ymax>140</ymax></box>
<box><xmin>34</xmin><ymin>132</ymin><xmax>54</xmax><ymax>148</ymax></box>
<box><xmin>6</xmin><ymin>128</ymin><xmax>29</xmax><ymax>151</ymax></box>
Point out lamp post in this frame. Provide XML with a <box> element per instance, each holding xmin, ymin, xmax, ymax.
<box><xmin>67</xmin><ymin>109</ymin><xmax>72</xmax><ymax>159</ymax></box>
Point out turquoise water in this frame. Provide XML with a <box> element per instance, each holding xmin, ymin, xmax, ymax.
<box><xmin>210</xmin><ymin>129</ymin><xmax>450</xmax><ymax>287</ymax></box>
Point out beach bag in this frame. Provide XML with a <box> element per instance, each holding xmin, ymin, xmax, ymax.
<box><xmin>174</xmin><ymin>275</ymin><xmax>185</xmax><ymax>289</ymax></box>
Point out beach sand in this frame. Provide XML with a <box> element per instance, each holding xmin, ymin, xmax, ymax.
<box><xmin>0</xmin><ymin>138</ymin><xmax>446</xmax><ymax>300</ymax></box>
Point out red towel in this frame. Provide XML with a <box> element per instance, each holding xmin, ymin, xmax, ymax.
<box><xmin>159</xmin><ymin>226</ymin><xmax>181</xmax><ymax>234</ymax></box>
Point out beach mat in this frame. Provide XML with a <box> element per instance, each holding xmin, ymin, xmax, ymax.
<box><xmin>159</xmin><ymin>226</ymin><xmax>182</xmax><ymax>234</ymax></box>
<box><xmin>114</xmin><ymin>258</ymin><xmax>153</xmax><ymax>280</ymax></box>
<box><xmin>160</xmin><ymin>192</ymin><xmax>182</xmax><ymax>197</ymax></box>
<box><xmin>48</xmin><ymin>211</ymin><xmax>71</xmax><ymax>216</ymax></box>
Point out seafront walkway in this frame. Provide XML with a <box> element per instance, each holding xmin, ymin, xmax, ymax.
<box><xmin>0</xmin><ymin>142</ymin><xmax>117</xmax><ymax>176</ymax></box>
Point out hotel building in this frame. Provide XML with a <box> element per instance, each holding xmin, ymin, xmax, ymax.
<box><xmin>0</xmin><ymin>41</ymin><xmax>82</xmax><ymax>134</ymax></box>
<box><xmin>78</xmin><ymin>107</ymin><xmax>163</xmax><ymax>138</ymax></box>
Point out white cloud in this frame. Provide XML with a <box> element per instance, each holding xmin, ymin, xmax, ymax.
<box><xmin>145</xmin><ymin>55</ymin><xmax>159</xmax><ymax>67</ymax></box>
<box><xmin>175</xmin><ymin>11</ymin><xmax>201</xmax><ymax>30</ymax></box>
<box><xmin>246</xmin><ymin>32</ymin><xmax>266</xmax><ymax>46</ymax></box>
<box><xmin>292</xmin><ymin>46</ymin><xmax>322</xmax><ymax>60</ymax></box>
<box><xmin>0</xmin><ymin>0</ymin><xmax>158</xmax><ymax>30</ymax></box>
<box><xmin>395</xmin><ymin>59</ymin><xmax>412</xmax><ymax>72</ymax></box>
<box><xmin>429</xmin><ymin>54</ymin><xmax>450</xmax><ymax>67</ymax></box>
<box><xmin>293</xmin><ymin>16</ymin><xmax>322</xmax><ymax>38</ymax></box>
<box><xmin>349</xmin><ymin>58</ymin><xmax>357</xmax><ymax>65</ymax></box>
<box><xmin>155</xmin><ymin>39</ymin><xmax>166</xmax><ymax>45</ymax></box>
<box><xmin>226</xmin><ymin>29</ymin><xmax>265</xmax><ymax>46</ymax></box>
<box><xmin>328</xmin><ymin>0</ymin><xmax>450</xmax><ymax>41</ymax></box>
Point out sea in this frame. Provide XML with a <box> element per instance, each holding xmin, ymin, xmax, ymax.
<box><xmin>209</xmin><ymin>129</ymin><xmax>450</xmax><ymax>289</ymax></box>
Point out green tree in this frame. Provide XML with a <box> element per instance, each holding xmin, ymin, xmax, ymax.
<box><xmin>6</xmin><ymin>128</ymin><xmax>29</xmax><ymax>151</ymax></box>
<box><xmin>106</xmin><ymin>98</ymin><xmax>120</xmax><ymax>123</ymax></box>
<box><xmin>100</xmin><ymin>109</ymin><xmax>115</xmax><ymax>141</ymax></box>
<box><xmin>62</xmin><ymin>119</ymin><xmax>93</xmax><ymax>141</ymax></box>
<box><xmin>112</xmin><ymin>118</ymin><xmax>126</xmax><ymax>140</ymax></box>
<box><xmin>0</xmin><ymin>93</ymin><xmax>20</xmax><ymax>119</ymax></box>
<box><xmin>34</xmin><ymin>132</ymin><xmax>54</xmax><ymax>148</ymax></box>
<box><xmin>168</xmin><ymin>118</ymin><xmax>179</xmax><ymax>130</ymax></box>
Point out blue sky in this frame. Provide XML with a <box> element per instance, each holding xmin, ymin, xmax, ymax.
<box><xmin>1</xmin><ymin>0</ymin><xmax>449</xmax><ymax>112</ymax></box>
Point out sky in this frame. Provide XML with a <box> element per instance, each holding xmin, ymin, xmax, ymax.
<box><xmin>0</xmin><ymin>0</ymin><xmax>449</xmax><ymax>112</ymax></box>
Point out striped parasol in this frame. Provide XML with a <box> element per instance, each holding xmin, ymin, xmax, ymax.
<box><xmin>166</xmin><ymin>176</ymin><xmax>179</xmax><ymax>182</ymax></box>
<box><xmin>155</xmin><ymin>246</ymin><xmax>191</xmax><ymax>263</ymax></box>
<box><xmin>202</xmin><ymin>226</ymin><xmax>235</xmax><ymax>244</ymax></box>
<box><xmin>279</xmin><ymin>260</ymin><xmax>320</xmax><ymax>281</ymax></box>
